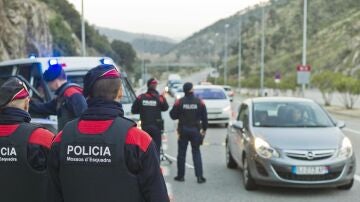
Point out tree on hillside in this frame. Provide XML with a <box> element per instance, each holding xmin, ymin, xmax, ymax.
<box><xmin>48</xmin><ymin>15</ymin><xmax>77</xmax><ymax>56</ymax></box>
<box><xmin>279</xmin><ymin>74</ymin><xmax>297</xmax><ymax>94</ymax></box>
<box><xmin>334</xmin><ymin>74</ymin><xmax>360</xmax><ymax>109</ymax></box>
<box><xmin>40</xmin><ymin>0</ymin><xmax>120</xmax><ymax>59</ymax></box>
<box><xmin>111</xmin><ymin>40</ymin><xmax>137</xmax><ymax>72</ymax></box>
<box><xmin>311</xmin><ymin>71</ymin><xmax>339</xmax><ymax>106</ymax></box>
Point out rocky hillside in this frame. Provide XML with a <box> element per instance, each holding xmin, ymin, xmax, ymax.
<box><xmin>164</xmin><ymin>0</ymin><xmax>360</xmax><ymax>86</ymax></box>
<box><xmin>0</xmin><ymin>0</ymin><xmax>53</xmax><ymax>60</ymax></box>
<box><xmin>0</xmin><ymin>0</ymin><xmax>137</xmax><ymax>74</ymax></box>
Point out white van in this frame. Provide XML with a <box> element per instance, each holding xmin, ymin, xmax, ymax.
<box><xmin>0</xmin><ymin>57</ymin><xmax>139</xmax><ymax>132</ymax></box>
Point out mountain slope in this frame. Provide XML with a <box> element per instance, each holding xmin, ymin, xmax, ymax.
<box><xmin>165</xmin><ymin>0</ymin><xmax>360</xmax><ymax>86</ymax></box>
<box><xmin>97</xmin><ymin>26</ymin><xmax>176</xmax><ymax>54</ymax></box>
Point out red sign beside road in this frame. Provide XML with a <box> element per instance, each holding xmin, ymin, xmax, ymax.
<box><xmin>296</xmin><ymin>64</ymin><xmax>311</xmax><ymax>85</ymax></box>
<box><xmin>297</xmin><ymin>64</ymin><xmax>311</xmax><ymax>72</ymax></box>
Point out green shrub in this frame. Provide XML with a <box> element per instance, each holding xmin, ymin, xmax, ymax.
<box><xmin>49</xmin><ymin>15</ymin><xmax>77</xmax><ymax>56</ymax></box>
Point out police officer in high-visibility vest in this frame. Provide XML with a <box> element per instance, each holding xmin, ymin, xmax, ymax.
<box><xmin>48</xmin><ymin>64</ymin><xmax>169</xmax><ymax>202</ymax></box>
<box><xmin>0</xmin><ymin>78</ymin><xmax>55</xmax><ymax>202</ymax></box>
<box><xmin>30</xmin><ymin>60</ymin><xmax>87</xmax><ymax>131</ymax></box>
<box><xmin>131</xmin><ymin>78</ymin><xmax>169</xmax><ymax>157</ymax></box>
<box><xmin>170</xmin><ymin>82</ymin><xmax>208</xmax><ymax>183</ymax></box>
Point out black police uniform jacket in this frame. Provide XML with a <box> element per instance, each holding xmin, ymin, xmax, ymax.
<box><xmin>131</xmin><ymin>89</ymin><xmax>169</xmax><ymax>129</ymax></box>
<box><xmin>0</xmin><ymin>107</ymin><xmax>54</xmax><ymax>202</ymax></box>
<box><xmin>170</xmin><ymin>93</ymin><xmax>208</xmax><ymax>132</ymax></box>
<box><xmin>48</xmin><ymin>99</ymin><xmax>169</xmax><ymax>202</ymax></box>
<box><xmin>30</xmin><ymin>82</ymin><xmax>87</xmax><ymax>131</ymax></box>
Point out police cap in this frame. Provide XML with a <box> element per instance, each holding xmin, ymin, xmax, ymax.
<box><xmin>83</xmin><ymin>64</ymin><xmax>120</xmax><ymax>97</ymax></box>
<box><xmin>0</xmin><ymin>78</ymin><xmax>30</xmax><ymax>108</ymax></box>
<box><xmin>43</xmin><ymin>63</ymin><xmax>65</xmax><ymax>82</ymax></box>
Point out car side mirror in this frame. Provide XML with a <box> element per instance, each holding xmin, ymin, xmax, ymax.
<box><xmin>336</xmin><ymin>120</ymin><xmax>346</xmax><ymax>129</ymax></box>
<box><xmin>233</xmin><ymin>121</ymin><xmax>244</xmax><ymax>129</ymax></box>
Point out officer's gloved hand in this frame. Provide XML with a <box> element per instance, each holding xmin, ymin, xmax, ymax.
<box><xmin>160</xmin><ymin>92</ymin><xmax>167</xmax><ymax>98</ymax></box>
<box><xmin>200</xmin><ymin>129</ymin><xmax>206</xmax><ymax>145</ymax></box>
<box><xmin>200</xmin><ymin>129</ymin><xmax>206</xmax><ymax>136</ymax></box>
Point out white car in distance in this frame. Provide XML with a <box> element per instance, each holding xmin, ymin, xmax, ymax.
<box><xmin>194</xmin><ymin>85</ymin><xmax>231</xmax><ymax>127</ymax></box>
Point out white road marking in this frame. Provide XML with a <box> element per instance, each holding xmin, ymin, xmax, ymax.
<box><xmin>165</xmin><ymin>154</ymin><xmax>195</xmax><ymax>169</ymax></box>
<box><xmin>344</xmin><ymin>128</ymin><xmax>360</xmax><ymax>135</ymax></box>
<box><xmin>355</xmin><ymin>175</ymin><xmax>360</xmax><ymax>182</ymax></box>
<box><xmin>166</xmin><ymin>183</ymin><xmax>175</xmax><ymax>202</ymax></box>
<box><xmin>162</xmin><ymin>142</ymin><xmax>175</xmax><ymax>201</ymax></box>
<box><xmin>161</xmin><ymin>166</ymin><xmax>170</xmax><ymax>177</ymax></box>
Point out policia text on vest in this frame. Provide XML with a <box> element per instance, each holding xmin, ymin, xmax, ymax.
<box><xmin>64</xmin><ymin>144</ymin><xmax>113</xmax><ymax>164</ymax></box>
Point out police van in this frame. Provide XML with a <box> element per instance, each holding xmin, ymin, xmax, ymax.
<box><xmin>0</xmin><ymin>57</ymin><xmax>139</xmax><ymax>132</ymax></box>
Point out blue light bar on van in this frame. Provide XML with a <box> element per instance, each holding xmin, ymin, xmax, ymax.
<box><xmin>29</xmin><ymin>54</ymin><xmax>36</xmax><ymax>59</ymax></box>
<box><xmin>100</xmin><ymin>58</ymin><xmax>113</xmax><ymax>65</ymax></box>
<box><xmin>48</xmin><ymin>59</ymin><xmax>59</xmax><ymax>66</ymax></box>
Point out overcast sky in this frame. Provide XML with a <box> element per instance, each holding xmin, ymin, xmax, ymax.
<box><xmin>67</xmin><ymin>0</ymin><xmax>265</xmax><ymax>40</ymax></box>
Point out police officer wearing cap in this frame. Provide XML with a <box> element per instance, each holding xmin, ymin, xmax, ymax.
<box><xmin>0</xmin><ymin>78</ymin><xmax>55</xmax><ymax>202</ymax></box>
<box><xmin>48</xmin><ymin>64</ymin><xmax>169</xmax><ymax>202</ymax></box>
<box><xmin>30</xmin><ymin>61</ymin><xmax>87</xmax><ymax>131</ymax></box>
<box><xmin>170</xmin><ymin>82</ymin><xmax>208</xmax><ymax>184</ymax></box>
<box><xmin>131</xmin><ymin>78</ymin><xmax>169</xmax><ymax>157</ymax></box>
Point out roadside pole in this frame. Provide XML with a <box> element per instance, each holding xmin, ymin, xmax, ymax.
<box><xmin>301</xmin><ymin>0</ymin><xmax>308</xmax><ymax>97</ymax></box>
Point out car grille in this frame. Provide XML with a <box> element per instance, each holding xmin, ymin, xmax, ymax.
<box><xmin>272</xmin><ymin>164</ymin><xmax>344</xmax><ymax>181</ymax></box>
<box><xmin>208</xmin><ymin>118</ymin><xmax>229</xmax><ymax>121</ymax></box>
<box><xmin>207</xmin><ymin>108</ymin><xmax>222</xmax><ymax>114</ymax></box>
<box><xmin>284</xmin><ymin>150</ymin><xmax>335</xmax><ymax>161</ymax></box>
<box><xmin>208</xmin><ymin>112</ymin><xmax>222</xmax><ymax>115</ymax></box>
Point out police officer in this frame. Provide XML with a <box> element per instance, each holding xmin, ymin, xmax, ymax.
<box><xmin>0</xmin><ymin>78</ymin><xmax>55</xmax><ymax>202</ymax></box>
<box><xmin>131</xmin><ymin>78</ymin><xmax>169</xmax><ymax>156</ymax></box>
<box><xmin>48</xmin><ymin>64</ymin><xmax>169</xmax><ymax>202</ymax></box>
<box><xmin>30</xmin><ymin>60</ymin><xmax>87</xmax><ymax>131</ymax></box>
<box><xmin>170</xmin><ymin>82</ymin><xmax>208</xmax><ymax>184</ymax></box>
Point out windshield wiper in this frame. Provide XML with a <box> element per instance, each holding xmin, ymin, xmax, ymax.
<box><xmin>301</xmin><ymin>125</ymin><xmax>331</xmax><ymax>128</ymax></box>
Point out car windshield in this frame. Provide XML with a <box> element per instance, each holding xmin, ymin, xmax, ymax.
<box><xmin>194</xmin><ymin>88</ymin><xmax>227</xmax><ymax>100</ymax></box>
<box><xmin>169</xmin><ymin>80</ymin><xmax>182</xmax><ymax>86</ymax></box>
<box><xmin>253</xmin><ymin>101</ymin><xmax>335</xmax><ymax>128</ymax></box>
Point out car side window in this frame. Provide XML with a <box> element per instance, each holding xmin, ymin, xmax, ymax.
<box><xmin>237</xmin><ymin>105</ymin><xmax>243</xmax><ymax>121</ymax></box>
<box><xmin>238</xmin><ymin>104</ymin><xmax>249</xmax><ymax>127</ymax></box>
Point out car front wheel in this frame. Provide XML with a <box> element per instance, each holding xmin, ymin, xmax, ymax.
<box><xmin>242</xmin><ymin>155</ymin><xmax>257</xmax><ymax>191</ymax></box>
<box><xmin>226</xmin><ymin>141</ymin><xmax>237</xmax><ymax>169</ymax></box>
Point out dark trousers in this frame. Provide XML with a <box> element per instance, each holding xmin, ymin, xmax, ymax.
<box><xmin>142</xmin><ymin>124</ymin><xmax>162</xmax><ymax>158</ymax></box>
<box><xmin>177</xmin><ymin>126</ymin><xmax>203</xmax><ymax>178</ymax></box>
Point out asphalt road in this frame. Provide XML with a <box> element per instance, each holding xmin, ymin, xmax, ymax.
<box><xmin>157</xmin><ymin>70</ymin><xmax>360</xmax><ymax>202</ymax></box>
<box><xmin>161</xmin><ymin>95</ymin><xmax>360</xmax><ymax>202</ymax></box>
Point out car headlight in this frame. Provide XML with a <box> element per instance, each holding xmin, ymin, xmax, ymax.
<box><xmin>222</xmin><ymin>106</ymin><xmax>231</xmax><ymax>112</ymax></box>
<box><xmin>338</xmin><ymin>137</ymin><xmax>353</xmax><ymax>158</ymax></box>
<box><xmin>254</xmin><ymin>138</ymin><xmax>279</xmax><ymax>159</ymax></box>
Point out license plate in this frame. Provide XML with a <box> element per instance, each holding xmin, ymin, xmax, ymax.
<box><xmin>292</xmin><ymin>166</ymin><xmax>328</xmax><ymax>175</ymax></box>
